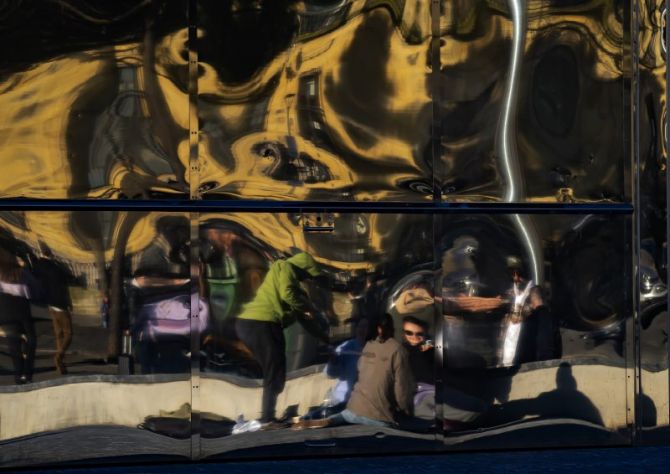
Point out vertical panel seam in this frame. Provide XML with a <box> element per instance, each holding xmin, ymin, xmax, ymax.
<box><xmin>188</xmin><ymin>0</ymin><xmax>201</xmax><ymax>461</ymax></box>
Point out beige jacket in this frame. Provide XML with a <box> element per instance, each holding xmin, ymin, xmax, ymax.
<box><xmin>346</xmin><ymin>337</ymin><xmax>415</xmax><ymax>423</ymax></box>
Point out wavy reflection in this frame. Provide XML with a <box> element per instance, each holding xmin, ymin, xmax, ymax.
<box><xmin>198</xmin><ymin>0</ymin><xmax>433</xmax><ymax>201</ymax></box>
<box><xmin>0</xmin><ymin>1</ymin><xmax>189</xmax><ymax>199</ymax></box>
<box><xmin>438</xmin><ymin>0</ymin><xmax>626</xmax><ymax>202</ymax></box>
<box><xmin>638</xmin><ymin>0</ymin><xmax>669</xmax><ymax>442</ymax></box>
<box><xmin>0</xmin><ymin>0</ymin><xmax>633</xmax><ymax>202</ymax></box>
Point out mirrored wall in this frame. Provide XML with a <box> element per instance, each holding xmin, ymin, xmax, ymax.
<box><xmin>0</xmin><ymin>0</ymin><xmax>666</xmax><ymax>469</ymax></box>
<box><xmin>0</xmin><ymin>2</ymin><xmax>190</xmax><ymax>199</ymax></box>
<box><xmin>436</xmin><ymin>1</ymin><xmax>628</xmax><ymax>202</ymax></box>
<box><xmin>0</xmin><ymin>210</ymin><xmax>640</xmax><ymax>466</ymax></box>
<box><xmin>637</xmin><ymin>0</ymin><xmax>669</xmax><ymax>444</ymax></box>
<box><xmin>0</xmin><ymin>211</ymin><xmax>192</xmax><ymax>466</ymax></box>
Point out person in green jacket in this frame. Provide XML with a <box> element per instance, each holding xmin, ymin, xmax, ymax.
<box><xmin>235</xmin><ymin>252</ymin><xmax>330</xmax><ymax>425</ymax></box>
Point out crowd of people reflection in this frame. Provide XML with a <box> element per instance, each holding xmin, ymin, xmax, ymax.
<box><xmin>191</xmin><ymin>216</ymin><xmax>626</xmax><ymax>437</ymax></box>
<box><xmin>0</xmin><ymin>212</ymin><xmax>656</xmax><ymax>441</ymax></box>
<box><xmin>228</xmin><ymin>245</ymin><xmax>563</xmax><ymax>434</ymax></box>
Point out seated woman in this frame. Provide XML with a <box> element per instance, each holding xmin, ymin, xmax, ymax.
<box><xmin>295</xmin><ymin>314</ymin><xmax>415</xmax><ymax>430</ymax></box>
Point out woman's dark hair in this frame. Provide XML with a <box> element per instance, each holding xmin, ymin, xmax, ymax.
<box><xmin>377</xmin><ymin>313</ymin><xmax>395</xmax><ymax>340</ymax></box>
<box><xmin>402</xmin><ymin>315</ymin><xmax>427</xmax><ymax>329</ymax></box>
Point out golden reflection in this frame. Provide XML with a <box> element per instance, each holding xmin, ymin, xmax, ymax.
<box><xmin>0</xmin><ymin>211</ymin><xmax>181</xmax><ymax>264</ymax></box>
<box><xmin>439</xmin><ymin>0</ymin><xmax>627</xmax><ymax>202</ymax></box>
<box><xmin>199</xmin><ymin>0</ymin><xmax>433</xmax><ymax>200</ymax></box>
<box><xmin>0</xmin><ymin>15</ymin><xmax>189</xmax><ymax>199</ymax></box>
<box><xmin>0</xmin><ymin>0</ymin><xmax>636</xmax><ymax>202</ymax></box>
<box><xmin>199</xmin><ymin>212</ymin><xmax>399</xmax><ymax>271</ymax></box>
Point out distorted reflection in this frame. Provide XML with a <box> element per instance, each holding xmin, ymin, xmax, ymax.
<box><xmin>195</xmin><ymin>212</ymin><xmax>633</xmax><ymax>453</ymax></box>
<box><xmin>0</xmin><ymin>211</ymin><xmax>192</xmax><ymax>465</ymax></box>
<box><xmin>130</xmin><ymin>215</ymin><xmax>193</xmax><ymax>374</ymax></box>
<box><xmin>439</xmin><ymin>215</ymin><xmax>627</xmax><ymax>443</ymax></box>
<box><xmin>0</xmin><ymin>1</ymin><xmax>189</xmax><ymax>199</ymax></box>
<box><xmin>438</xmin><ymin>1</ymin><xmax>626</xmax><ymax>202</ymax></box>
<box><xmin>0</xmin><ymin>212</ymin><xmax>194</xmax><ymax>380</ymax></box>
<box><xmin>0</xmin><ymin>0</ymin><xmax>664</xmax><ymax>469</ymax></box>
<box><xmin>0</xmin><ymin>247</ymin><xmax>37</xmax><ymax>384</ymax></box>
<box><xmin>235</xmin><ymin>251</ymin><xmax>330</xmax><ymax>425</ymax></box>
<box><xmin>198</xmin><ymin>213</ymin><xmax>436</xmax><ymax>455</ymax></box>
<box><xmin>198</xmin><ymin>0</ymin><xmax>433</xmax><ymax>201</ymax></box>
<box><xmin>487</xmin><ymin>362</ymin><xmax>604</xmax><ymax>427</ymax></box>
<box><xmin>637</xmin><ymin>0</ymin><xmax>668</xmax><ymax>442</ymax></box>
<box><xmin>33</xmin><ymin>242</ymin><xmax>76</xmax><ymax>375</ymax></box>
<box><xmin>0</xmin><ymin>0</ymin><xmax>633</xmax><ymax>203</ymax></box>
<box><xmin>323</xmin><ymin>317</ymin><xmax>369</xmax><ymax>411</ymax></box>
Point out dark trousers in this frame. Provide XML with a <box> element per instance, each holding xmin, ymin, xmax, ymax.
<box><xmin>518</xmin><ymin>306</ymin><xmax>560</xmax><ymax>363</ymax></box>
<box><xmin>236</xmin><ymin>319</ymin><xmax>286</xmax><ymax>422</ymax></box>
<box><xmin>6</xmin><ymin>319</ymin><xmax>36</xmax><ymax>383</ymax></box>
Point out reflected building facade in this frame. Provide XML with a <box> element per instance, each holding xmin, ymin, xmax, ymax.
<box><xmin>0</xmin><ymin>0</ymin><xmax>667</xmax><ymax>468</ymax></box>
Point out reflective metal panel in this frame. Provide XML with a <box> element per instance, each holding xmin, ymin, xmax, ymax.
<box><xmin>438</xmin><ymin>1</ymin><xmax>627</xmax><ymax>203</ymax></box>
<box><xmin>638</xmin><ymin>0</ymin><xmax>669</xmax><ymax>444</ymax></box>
<box><xmin>0</xmin><ymin>211</ymin><xmax>192</xmax><ymax>467</ymax></box>
<box><xmin>0</xmin><ymin>2</ymin><xmax>190</xmax><ymax>199</ymax></box>
<box><xmin>437</xmin><ymin>214</ymin><xmax>630</xmax><ymax>448</ymax></box>
<box><xmin>197</xmin><ymin>1</ymin><xmax>434</xmax><ymax>201</ymax></box>
<box><xmin>197</xmin><ymin>212</ymin><xmax>437</xmax><ymax>458</ymax></box>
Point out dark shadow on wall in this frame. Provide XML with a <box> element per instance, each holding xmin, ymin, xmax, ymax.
<box><xmin>482</xmin><ymin>362</ymin><xmax>604</xmax><ymax>427</ymax></box>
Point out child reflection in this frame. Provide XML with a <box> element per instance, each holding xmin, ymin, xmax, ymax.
<box><xmin>0</xmin><ymin>248</ymin><xmax>36</xmax><ymax>384</ymax></box>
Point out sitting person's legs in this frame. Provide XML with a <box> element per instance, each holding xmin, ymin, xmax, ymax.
<box><xmin>294</xmin><ymin>408</ymin><xmax>389</xmax><ymax>429</ymax></box>
<box><xmin>336</xmin><ymin>409</ymin><xmax>389</xmax><ymax>428</ymax></box>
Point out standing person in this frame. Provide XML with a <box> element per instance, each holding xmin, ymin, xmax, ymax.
<box><xmin>33</xmin><ymin>243</ymin><xmax>74</xmax><ymax>375</ymax></box>
<box><xmin>0</xmin><ymin>249</ymin><xmax>36</xmax><ymax>384</ymax></box>
<box><xmin>235</xmin><ymin>252</ymin><xmax>330</xmax><ymax>427</ymax></box>
<box><xmin>500</xmin><ymin>262</ymin><xmax>559</xmax><ymax>366</ymax></box>
<box><xmin>523</xmin><ymin>287</ymin><xmax>560</xmax><ymax>361</ymax></box>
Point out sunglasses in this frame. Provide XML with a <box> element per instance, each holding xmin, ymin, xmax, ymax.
<box><xmin>404</xmin><ymin>330</ymin><xmax>425</xmax><ymax>337</ymax></box>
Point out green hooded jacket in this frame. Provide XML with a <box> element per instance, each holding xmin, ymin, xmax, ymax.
<box><xmin>237</xmin><ymin>252</ymin><xmax>322</xmax><ymax>327</ymax></box>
